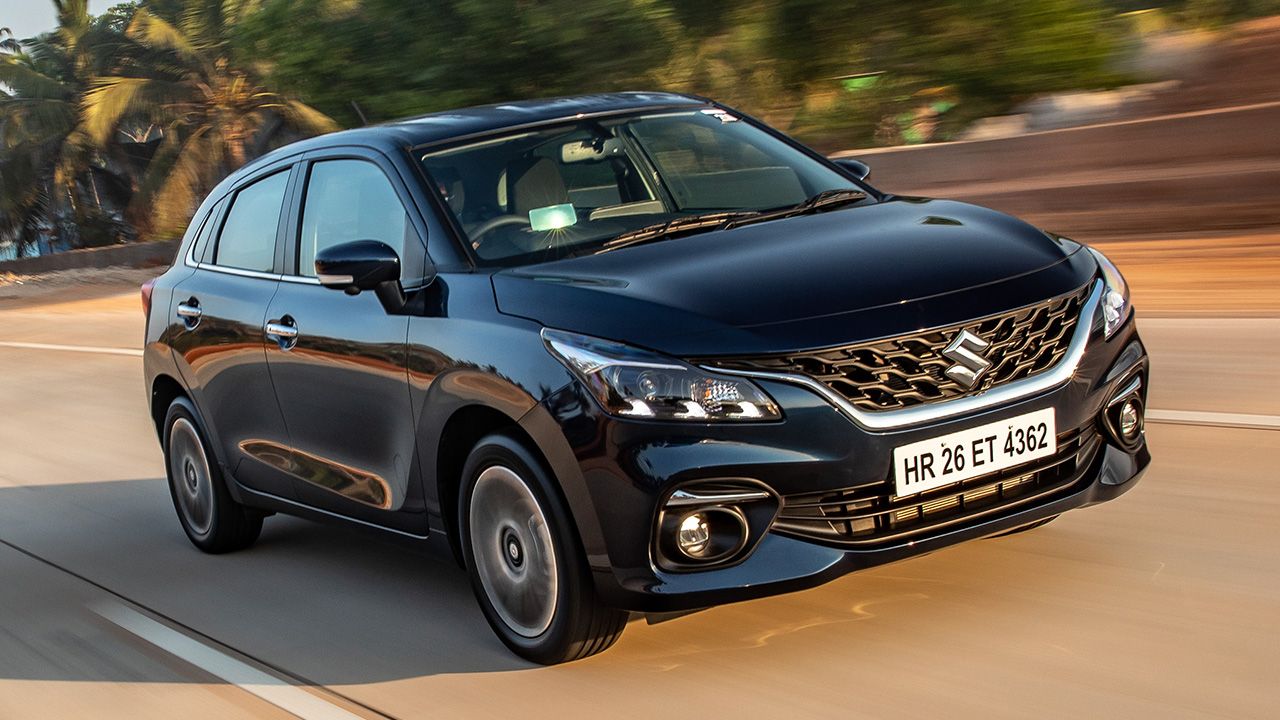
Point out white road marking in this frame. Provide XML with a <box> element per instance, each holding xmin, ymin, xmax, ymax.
<box><xmin>96</xmin><ymin>602</ymin><xmax>371</xmax><ymax>720</ymax></box>
<box><xmin>0</xmin><ymin>340</ymin><xmax>143</xmax><ymax>357</ymax></box>
<box><xmin>1146</xmin><ymin>409</ymin><xmax>1280</xmax><ymax>431</ymax></box>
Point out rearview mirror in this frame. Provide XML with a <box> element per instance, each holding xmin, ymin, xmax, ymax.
<box><xmin>315</xmin><ymin>240</ymin><xmax>407</xmax><ymax>312</ymax></box>
<box><xmin>833</xmin><ymin>157</ymin><xmax>871</xmax><ymax>181</ymax></box>
<box><xmin>561</xmin><ymin>137</ymin><xmax>624</xmax><ymax>163</ymax></box>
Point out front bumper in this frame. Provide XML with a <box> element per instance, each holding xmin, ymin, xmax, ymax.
<box><xmin>544</xmin><ymin>316</ymin><xmax>1150</xmax><ymax>613</ymax></box>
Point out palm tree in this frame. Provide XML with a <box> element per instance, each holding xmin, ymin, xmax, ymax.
<box><xmin>80</xmin><ymin>2</ymin><xmax>338</xmax><ymax>235</ymax></box>
<box><xmin>1</xmin><ymin>27</ymin><xmax>20</xmax><ymax>53</ymax></box>
<box><xmin>0</xmin><ymin>3</ymin><xmax>129</xmax><ymax>252</ymax></box>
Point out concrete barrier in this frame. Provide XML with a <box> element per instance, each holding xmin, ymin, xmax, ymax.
<box><xmin>837</xmin><ymin>102</ymin><xmax>1280</xmax><ymax>189</ymax></box>
<box><xmin>0</xmin><ymin>239</ymin><xmax>180</xmax><ymax>275</ymax></box>
<box><xmin>834</xmin><ymin>102</ymin><xmax>1280</xmax><ymax>239</ymax></box>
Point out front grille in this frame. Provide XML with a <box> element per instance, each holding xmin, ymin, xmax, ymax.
<box><xmin>774</xmin><ymin>425</ymin><xmax>1100</xmax><ymax>546</ymax></box>
<box><xmin>707</xmin><ymin>285</ymin><xmax>1090</xmax><ymax>413</ymax></box>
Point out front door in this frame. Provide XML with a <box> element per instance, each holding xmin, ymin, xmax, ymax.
<box><xmin>263</xmin><ymin>153</ymin><xmax>423</xmax><ymax>522</ymax></box>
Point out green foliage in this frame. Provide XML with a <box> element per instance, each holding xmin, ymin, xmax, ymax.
<box><xmin>234</xmin><ymin>0</ymin><xmax>1127</xmax><ymax>146</ymax></box>
<box><xmin>1</xmin><ymin>0</ymin><xmax>335</xmax><ymax>244</ymax></box>
<box><xmin>0</xmin><ymin>1</ymin><xmax>131</xmax><ymax>248</ymax></box>
<box><xmin>4</xmin><ymin>0</ymin><xmax>1243</xmax><ymax>249</ymax></box>
<box><xmin>234</xmin><ymin>0</ymin><xmax>671</xmax><ymax>126</ymax></box>
<box><xmin>80</xmin><ymin>4</ymin><xmax>337</xmax><ymax>234</ymax></box>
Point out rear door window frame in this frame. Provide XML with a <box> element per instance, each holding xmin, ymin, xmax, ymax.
<box><xmin>183</xmin><ymin>157</ymin><xmax>300</xmax><ymax>280</ymax></box>
<box><xmin>210</xmin><ymin>167</ymin><xmax>295</xmax><ymax>276</ymax></box>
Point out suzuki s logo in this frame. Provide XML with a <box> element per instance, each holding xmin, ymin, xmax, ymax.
<box><xmin>942</xmin><ymin>330</ymin><xmax>992</xmax><ymax>388</ymax></box>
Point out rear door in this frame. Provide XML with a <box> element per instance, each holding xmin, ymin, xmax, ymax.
<box><xmin>262</xmin><ymin>148</ymin><xmax>426</xmax><ymax>524</ymax></box>
<box><xmin>170</xmin><ymin>162</ymin><xmax>298</xmax><ymax>499</ymax></box>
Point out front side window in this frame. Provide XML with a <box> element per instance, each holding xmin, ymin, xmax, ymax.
<box><xmin>298</xmin><ymin>159</ymin><xmax>412</xmax><ymax>277</ymax></box>
<box><xmin>215</xmin><ymin>171</ymin><xmax>290</xmax><ymax>272</ymax></box>
<box><xmin>421</xmin><ymin>109</ymin><xmax>861</xmax><ymax>266</ymax></box>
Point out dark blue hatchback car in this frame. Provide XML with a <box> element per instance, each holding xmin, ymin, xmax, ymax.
<box><xmin>143</xmin><ymin>92</ymin><xmax>1150</xmax><ymax>663</ymax></box>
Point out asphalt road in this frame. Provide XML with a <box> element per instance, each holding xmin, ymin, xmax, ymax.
<box><xmin>0</xmin><ymin>298</ymin><xmax>1276</xmax><ymax>719</ymax></box>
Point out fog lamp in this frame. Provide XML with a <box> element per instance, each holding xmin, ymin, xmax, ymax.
<box><xmin>1118</xmin><ymin>399</ymin><xmax>1142</xmax><ymax>441</ymax></box>
<box><xmin>1103</xmin><ymin>375</ymin><xmax>1145</xmax><ymax>450</ymax></box>
<box><xmin>676</xmin><ymin>513</ymin><xmax>711</xmax><ymax>558</ymax></box>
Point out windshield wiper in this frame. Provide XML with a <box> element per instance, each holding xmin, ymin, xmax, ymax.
<box><xmin>594</xmin><ymin>189</ymin><xmax>865</xmax><ymax>254</ymax></box>
<box><xmin>598</xmin><ymin>211</ymin><xmax>761</xmax><ymax>253</ymax></box>
<box><xmin>723</xmin><ymin>188</ymin><xmax>867</xmax><ymax>230</ymax></box>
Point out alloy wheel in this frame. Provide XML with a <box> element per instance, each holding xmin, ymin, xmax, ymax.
<box><xmin>469</xmin><ymin>464</ymin><xmax>559</xmax><ymax>638</ymax></box>
<box><xmin>168</xmin><ymin>417</ymin><xmax>214</xmax><ymax>537</ymax></box>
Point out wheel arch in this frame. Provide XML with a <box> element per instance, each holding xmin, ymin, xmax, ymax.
<box><xmin>433</xmin><ymin>404</ymin><xmax>525</xmax><ymax>566</ymax></box>
<box><xmin>416</xmin><ymin>371</ymin><xmax>607</xmax><ymax>575</ymax></box>
<box><xmin>150</xmin><ymin>373</ymin><xmax>190</xmax><ymax>439</ymax></box>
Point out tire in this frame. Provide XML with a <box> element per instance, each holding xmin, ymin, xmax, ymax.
<box><xmin>990</xmin><ymin>514</ymin><xmax>1059</xmax><ymax>538</ymax></box>
<box><xmin>459</xmin><ymin>432</ymin><xmax>627</xmax><ymax>664</ymax></box>
<box><xmin>163</xmin><ymin>397</ymin><xmax>263</xmax><ymax>553</ymax></box>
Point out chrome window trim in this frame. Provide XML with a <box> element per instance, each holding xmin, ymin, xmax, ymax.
<box><xmin>710</xmin><ymin>280</ymin><xmax>1104</xmax><ymax>432</ymax></box>
<box><xmin>184</xmin><ymin>240</ymin><xmax>320</xmax><ymax>284</ymax></box>
<box><xmin>184</xmin><ymin>255</ymin><xmax>282</xmax><ymax>281</ymax></box>
<box><xmin>280</xmin><ymin>273</ymin><xmax>322</xmax><ymax>285</ymax></box>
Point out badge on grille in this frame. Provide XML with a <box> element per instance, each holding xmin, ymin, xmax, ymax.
<box><xmin>942</xmin><ymin>330</ymin><xmax>992</xmax><ymax>388</ymax></box>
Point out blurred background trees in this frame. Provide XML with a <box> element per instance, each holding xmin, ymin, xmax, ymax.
<box><xmin>3</xmin><ymin>0</ymin><xmax>1278</xmax><ymax>253</ymax></box>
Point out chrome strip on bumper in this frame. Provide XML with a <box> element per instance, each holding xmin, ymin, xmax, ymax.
<box><xmin>712</xmin><ymin>280</ymin><xmax>1104</xmax><ymax>431</ymax></box>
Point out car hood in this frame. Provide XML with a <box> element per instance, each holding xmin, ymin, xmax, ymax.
<box><xmin>492</xmin><ymin>198</ymin><xmax>1096</xmax><ymax>357</ymax></box>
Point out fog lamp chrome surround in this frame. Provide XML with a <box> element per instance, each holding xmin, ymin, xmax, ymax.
<box><xmin>1102</xmin><ymin>374</ymin><xmax>1146</xmax><ymax>451</ymax></box>
<box><xmin>654</xmin><ymin>480</ymin><xmax>780</xmax><ymax>572</ymax></box>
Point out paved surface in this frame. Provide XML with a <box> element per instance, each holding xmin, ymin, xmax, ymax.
<box><xmin>0</xmin><ymin>298</ymin><xmax>1276</xmax><ymax>719</ymax></box>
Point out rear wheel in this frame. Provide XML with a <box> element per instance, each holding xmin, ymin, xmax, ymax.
<box><xmin>163</xmin><ymin>398</ymin><xmax>263</xmax><ymax>553</ymax></box>
<box><xmin>459</xmin><ymin>432</ymin><xmax>627</xmax><ymax>664</ymax></box>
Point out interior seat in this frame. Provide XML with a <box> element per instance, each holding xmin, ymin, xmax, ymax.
<box><xmin>507</xmin><ymin>157</ymin><xmax>572</xmax><ymax>215</ymax></box>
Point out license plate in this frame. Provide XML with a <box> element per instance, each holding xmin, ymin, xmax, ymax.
<box><xmin>893</xmin><ymin>408</ymin><xmax>1056</xmax><ymax>498</ymax></box>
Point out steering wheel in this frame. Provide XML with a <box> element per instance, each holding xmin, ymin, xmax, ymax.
<box><xmin>468</xmin><ymin>215</ymin><xmax>531</xmax><ymax>247</ymax></box>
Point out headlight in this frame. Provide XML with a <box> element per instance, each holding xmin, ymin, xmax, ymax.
<box><xmin>542</xmin><ymin>329</ymin><xmax>781</xmax><ymax>422</ymax></box>
<box><xmin>1087</xmin><ymin>246</ymin><xmax>1131</xmax><ymax>338</ymax></box>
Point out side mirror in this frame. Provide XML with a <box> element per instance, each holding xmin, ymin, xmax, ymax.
<box><xmin>833</xmin><ymin>157</ymin><xmax>871</xmax><ymax>181</ymax></box>
<box><xmin>315</xmin><ymin>240</ymin><xmax>405</xmax><ymax>312</ymax></box>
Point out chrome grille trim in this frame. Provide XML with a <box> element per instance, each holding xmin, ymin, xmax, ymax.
<box><xmin>708</xmin><ymin>280</ymin><xmax>1102</xmax><ymax>430</ymax></box>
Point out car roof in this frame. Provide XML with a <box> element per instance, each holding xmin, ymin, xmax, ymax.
<box><xmin>239</xmin><ymin>91</ymin><xmax>708</xmax><ymax>174</ymax></box>
<box><xmin>386</xmin><ymin>91</ymin><xmax>708</xmax><ymax>143</ymax></box>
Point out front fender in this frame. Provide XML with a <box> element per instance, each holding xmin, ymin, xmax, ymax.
<box><xmin>409</xmin><ymin>367</ymin><xmax>608</xmax><ymax>575</ymax></box>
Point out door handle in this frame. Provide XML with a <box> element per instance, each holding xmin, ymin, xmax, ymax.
<box><xmin>265</xmin><ymin>321</ymin><xmax>298</xmax><ymax>339</ymax></box>
<box><xmin>265</xmin><ymin>317</ymin><xmax>299</xmax><ymax>348</ymax></box>
<box><xmin>176</xmin><ymin>299</ymin><xmax>201</xmax><ymax>329</ymax></box>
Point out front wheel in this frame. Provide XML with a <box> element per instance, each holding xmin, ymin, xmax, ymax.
<box><xmin>459</xmin><ymin>433</ymin><xmax>627</xmax><ymax>664</ymax></box>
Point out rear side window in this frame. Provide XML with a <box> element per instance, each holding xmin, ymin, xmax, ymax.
<box><xmin>190</xmin><ymin>197</ymin><xmax>226</xmax><ymax>264</ymax></box>
<box><xmin>298</xmin><ymin>159</ymin><xmax>411</xmax><ymax>277</ymax></box>
<box><xmin>215</xmin><ymin>171</ymin><xmax>290</xmax><ymax>272</ymax></box>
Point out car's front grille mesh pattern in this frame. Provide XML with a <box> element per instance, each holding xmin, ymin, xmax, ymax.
<box><xmin>707</xmin><ymin>286</ymin><xmax>1089</xmax><ymax>413</ymax></box>
<box><xmin>773</xmin><ymin>425</ymin><xmax>1100</xmax><ymax>545</ymax></box>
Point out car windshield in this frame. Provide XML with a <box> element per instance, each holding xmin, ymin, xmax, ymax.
<box><xmin>420</xmin><ymin>109</ymin><xmax>865</xmax><ymax>266</ymax></box>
